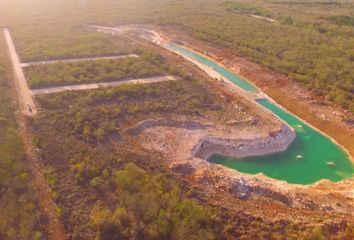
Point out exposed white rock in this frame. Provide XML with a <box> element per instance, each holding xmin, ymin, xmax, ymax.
<box><xmin>192</xmin><ymin>124</ymin><xmax>295</xmax><ymax>160</ymax></box>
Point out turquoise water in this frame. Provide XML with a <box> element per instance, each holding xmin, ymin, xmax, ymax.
<box><xmin>164</xmin><ymin>43</ymin><xmax>257</xmax><ymax>92</ymax></box>
<box><xmin>165</xmin><ymin>43</ymin><xmax>354</xmax><ymax>184</ymax></box>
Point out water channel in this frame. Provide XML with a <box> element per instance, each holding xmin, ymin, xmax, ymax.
<box><xmin>164</xmin><ymin>43</ymin><xmax>354</xmax><ymax>184</ymax></box>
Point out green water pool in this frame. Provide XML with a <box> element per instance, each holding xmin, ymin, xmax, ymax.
<box><xmin>164</xmin><ymin>43</ymin><xmax>257</xmax><ymax>92</ymax></box>
<box><xmin>165</xmin><ymin>43</ymin><xmax>354</xmax><ymax>184</ymax></box>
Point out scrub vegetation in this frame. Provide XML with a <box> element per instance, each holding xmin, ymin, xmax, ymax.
<box><xmin>32</xmin><ymin>77</ymin><xmax>353</xmax><ymax>240</ymax></box>
<box><xmin>2</xmin><ymin>0</ymin><xmax>352</xmax><ymax>111</ymax></box>
<box><xmin>1</xmin><ymin>0</ymin><xmax>353</xmax><ymax>239</ymax></box>
<box><xmin>24</xmin><ymin>51</ymin><xmax>167</xmax><ymax>88</ymax></box>
<box><xmin>31</xmin><ymin>77</ymin><xmax>222</xmax><ymax>239</ymax></box>
<box><xmin>188</xmin><ymin>0</ymin><xmax>354</xmax><ymax>112</ymax></box>
<box><xmin>0</xmin><ymin>30</ymin><xmax>45</xmax><ymax>240</ymax></box>
<box><xmin>224</xmin><ymin>1</ymin><xmax>273</xmax><ymax>18</ymax></box>
<box><xmin>326</xmin><ymin>15</ymin><xmax>354</xmax><ymax>26</ymax></box>
<box><xmin>34</xmin><ymin>74</ymin><xmax>224</xmax><ymax>144</ymax></box>
<box><xmin>15</xmin><ymin>29</ymin><xmax>138</xmax><ymax>63</ymax></box>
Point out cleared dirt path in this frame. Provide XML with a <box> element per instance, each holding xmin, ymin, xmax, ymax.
<box><xmin>4</xmin><ymin>28</ymin><xmax>67</xmax><ymax>240</ymax></box>
<box><xmin>4</xmin><ymin>28</ymin><xmax>37</xmax><ymax>116</ymax></box>
<box><xmin>248</xmin><ymin>14</ymin><xmax>278</xmax><ymax>23</ymax></box>
<box><xmin>20</xmin><ymin>54</ymin><xmax>139</xmax><ymax>67</ymax></box>
<box><xmin>18</xmin><ymin>116</ymin><xmax>67</xmax><ymax>240</ymax></box>
<box><xmin>31</xmin><ymin>75</ymin><xmax>176</xmax><ymax>95</ymax></box>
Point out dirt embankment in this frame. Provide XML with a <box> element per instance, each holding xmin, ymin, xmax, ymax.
<box><xmin>153</xmin><ymin>25</ymin><xmax>354</xmax><ymax>160</ymax></box>
<box><xmin>193</xmin><ymin>124</ymin><xmax>295</xmax><ymax>160</ymax></box>
<box><xmin>128</xmin><ymin>118</ymin><xmax>294</xmax><ymax>161</ymax></box>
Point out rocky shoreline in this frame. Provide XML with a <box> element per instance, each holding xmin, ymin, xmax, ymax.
<box><xmin>192</xmin><ymin>124</ymin><xmax>295</xmax><ymax>160</ymax></box>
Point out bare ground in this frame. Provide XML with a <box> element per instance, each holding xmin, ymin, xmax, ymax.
<box><xmin>20</xmin><ymin>54</ymin><xmax>138</xmax><ymax>67</ymax></box>
<box><xmin>31</xmin><ymin>75</ymin><xmax>176</xmax><ymax>95</ymax></box>
<box><xmin>4</xmin><ymin>28</ymin><xmax>37</xmax><ymax>116</ymax></box>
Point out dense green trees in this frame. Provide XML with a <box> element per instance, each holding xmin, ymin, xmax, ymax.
<box><xmin>90</xmin><ymin>163</ymin><xmax>219</xmax><ymax>240</ymax></box>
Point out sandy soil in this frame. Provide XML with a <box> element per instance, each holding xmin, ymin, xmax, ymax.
<box><xmin>248</xmin><ymin>14</ymin><xmax>278</xmax><ymax>23</ymax></box>
<box><xmin>31</xmin><ymin>75</ymin><xmax>176</xmax><ymax>95</ymax></box>
<box><xmin>20</xmin><ymin>54</ymin><xmax>138</xmax><ymax>67</ymax></box>
<box><xmin>4</xmin><ymin>28</ymin><xmax>37</xmax><ymax>116</ymax></box>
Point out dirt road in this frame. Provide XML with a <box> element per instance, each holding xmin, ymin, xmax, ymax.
<box><xmin>91</xmin><ymin>25</ymin><xmax>164</xmax><ymax>45</ymax></box>
<box><xmin>31</xmin><ymin>75</ymin><xmax>176</xmax><ymax>95</ymax></box>
<box><xmin>249</xmin><ymin>14</ymin><xmax>278</xmax><ymax>23</ymax></box>
<box><xmin>4</xmin><ymin>28</ymin><xmax>37</xmax><ymax>116</ymax></box>
<box><xmin>18</xmin><ymin>116</ymin><xmax>67</xmax><ymax>240</ymax></box>
<box><xmin>4</xmin><ymin>28</ymin><xmax>67</xmax><ymax>239</ymax></box>
<box><xmin>20</xmin><ymin>54</ymin><xmax>139</xmax><ymax>67</ymax></box>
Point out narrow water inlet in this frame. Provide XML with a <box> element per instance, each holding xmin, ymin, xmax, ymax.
<box><xmin>164</xmin><ymin>43</ymin><xmax>354</xmax><ymax>184</ymax></box>
<box><xmin>164</xmin><ymin>43</ymin><xmax>257</xmax><ymax>92</ymax></box>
